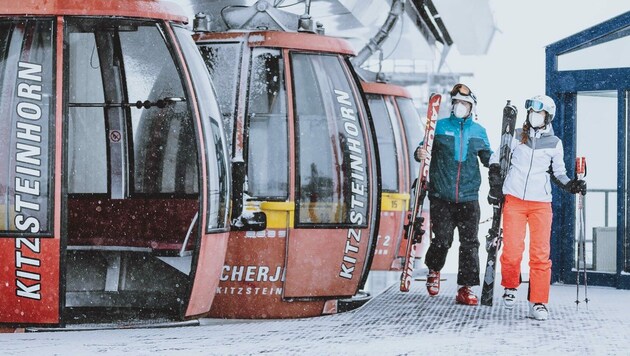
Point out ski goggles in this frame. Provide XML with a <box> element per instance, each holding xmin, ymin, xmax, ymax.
<box><xmin>450</xmin><ymin>83</ymin><xmax>472</xmax><ymax>97</ymax></box>
<box><xmin>450</xmin><ymin>83</ymin><xmax>477</xmax><ymax>103</ymax></box>
<box><xmin>525</xmin><ymin>99</ymin><xmax>545</xmax><ymax>112</ymax></box>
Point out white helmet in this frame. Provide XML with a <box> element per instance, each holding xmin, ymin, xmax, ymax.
<box><xmin>525</xmin><ymin>94</ymin><xmax>556</xmax><ymax>122</ymax></box>
<box><xmin>450</xmin><ymin>83</ymin><xmax>477</xmax><ymax>107</ymax></box>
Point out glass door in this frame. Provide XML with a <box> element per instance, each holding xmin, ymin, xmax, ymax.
<box><xmin>286</xmin><ymin>52</ymin><xmax>375</xmax><ymax>297</ymax></box>
<box><xmin>575</xmin><ymin>91</ymin><xmax>618</xmax><ymax>274</ymax></box>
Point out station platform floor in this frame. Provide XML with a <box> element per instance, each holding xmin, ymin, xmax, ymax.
<box><xmin>1</xmin><ymin>270</ymin><xmax>629</xmax><ymax>355</ymax></box>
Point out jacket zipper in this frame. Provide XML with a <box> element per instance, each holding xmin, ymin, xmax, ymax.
<box><xmin>523</xmin><ymin>135</ymin><xmax>536</xmax><ymax>199</ymax></box>
<box><xmin>455</xmin><ymin>121</ymin><xmax>464</xmax><ymax>202</ymax></box>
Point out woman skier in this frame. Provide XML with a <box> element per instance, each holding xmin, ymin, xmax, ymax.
<box><xmin>487</xmin><ymin>94</ymin><xmax>586</xmax><ymax>320</ymax></box>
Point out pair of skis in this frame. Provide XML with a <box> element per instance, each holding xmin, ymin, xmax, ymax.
<box><xmin>480</xmin><ymin>100</ymin><xmax>517</xmax><ymax>306</ymax></box>
<box><xmin>400</xmin><ymin>93</ymin><xmax>441</xmax><ymax>292</ymax></box>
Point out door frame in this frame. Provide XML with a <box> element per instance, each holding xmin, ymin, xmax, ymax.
<box><xmin>546</xmin><ymin>11</ymin><xmax>630</xmax><ymax>288</ymax></box>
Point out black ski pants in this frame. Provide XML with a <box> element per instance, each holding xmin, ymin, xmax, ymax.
<box><xmin>425</xmin><ymin>197</ymin><xmax>480</xmax><ymax>286</ymax></box>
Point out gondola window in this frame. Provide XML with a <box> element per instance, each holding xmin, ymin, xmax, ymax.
<box><xmin>0</xmin><ymin>19</ymin><xmax>54</xmax><ymax>235</ymax></box>
<box><xmin>292</xmin><ymin>53</ymin><xmax>369</xmax><ymax>227</ymax></box>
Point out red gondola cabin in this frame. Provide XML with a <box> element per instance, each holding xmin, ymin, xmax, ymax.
<box><xmin>195</xmin><ymin>27</ymin><xmax>380</xmax><ymax>318</ymax></box>
<box><xmin>0</xmin><ymin>0</ymin><xmax>231</xmax><ymax>328</ymax></box>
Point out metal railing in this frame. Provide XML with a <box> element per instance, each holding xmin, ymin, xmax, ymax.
<box><xmin>579</xmin><ymin>188</ymin><xmax>617</xmax><ymax>272</ymax></box>
<box><xmin>588</xmin><ymin>188</ymin><xmax>616</xmax><ymax>227</ymax></box>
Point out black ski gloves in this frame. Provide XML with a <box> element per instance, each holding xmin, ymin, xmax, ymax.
<box><xmin>567</xmin><ymin>179</ymin><xmax>587</xmax><ymax>195</ymax></box>
<box><xmin>414</xmin><ymin>146</ymin><xmax>425</xmax><ymax>162</ymax></box>
<box><xmin>487</xmin><ymin>163</ymin><xmax>503</xmax><ymax>205</ymax></box>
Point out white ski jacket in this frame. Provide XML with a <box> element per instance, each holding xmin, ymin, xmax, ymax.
<box><xmin>490</xmin><ymin>126</ymin><xmax>571</xmax><ymax>202</ymax></box>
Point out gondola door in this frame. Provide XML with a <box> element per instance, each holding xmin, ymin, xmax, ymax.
<box><xmin>62</xmin><ymin>18</ymin><xmax>220</xmax><ymax>320</ymax></box>
<box><xmin>0</xmin><ymin>18</ymin><xmax>61</xmax><ymax>326</ymax></box>
<box><xmin>284</xmin><ymin>51</ymin><xmax>377</xmax><ymax>298</ymax></box>
<box><xmin>362</xmin><ymin>85</ymin><xmax>410</xmax><ymax>271</ymax></box>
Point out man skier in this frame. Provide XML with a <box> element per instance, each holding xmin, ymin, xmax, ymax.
<box><xmin>415</xmin><ymin>83</ymin><xmax>492</xmax><ymax>305</ymax></box>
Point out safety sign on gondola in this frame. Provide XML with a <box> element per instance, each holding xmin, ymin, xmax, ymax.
<box><xmin>109</xmin><ymin>130</ymin><xmax>121</xmax><ymax>142</ymax></box>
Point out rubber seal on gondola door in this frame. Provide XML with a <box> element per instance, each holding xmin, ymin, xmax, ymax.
<box><xmin>322</xmin><ymin>300</ymin><xmax>338</xmax><ymax>314</ymax></box>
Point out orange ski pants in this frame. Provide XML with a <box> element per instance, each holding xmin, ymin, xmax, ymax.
<box><xmin>500</xmin><ymin>194</ymin><xmax>553</xmax><ymax>304</ymax></box>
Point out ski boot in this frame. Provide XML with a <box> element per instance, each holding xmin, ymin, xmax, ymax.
<box><xmin>426</xmin><ymin>270</ymin><xmax>440</xmax><ymax>296</ymax></box>
<box><xmin>455</xmin><ymin>286</ymin><xmax>478</xmax><ymax>305</ymax></box>
<box><xmin>529</xmin><ymin>303</ymin><xmax>548</xmax><ymax>320</ymax></box>
<box><xmin>502</xmin><ymin>288</ymin><xmax>517</xmax><ymax>309</ymax></box>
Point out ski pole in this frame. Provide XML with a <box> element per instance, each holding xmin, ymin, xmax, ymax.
<box><xmin>577</xmin><ymin>157</ymin><xmax>588</xmax><ymax>307</ymax></box>
<box><xmin>575</xmin><ymin>220</ymin><xmax>580</xmax><ymax>310</ymax></box>
<box><xmin>575</xmin><ymin>156</ymin><xmax>588</xmax><ymax>309</ymax></box>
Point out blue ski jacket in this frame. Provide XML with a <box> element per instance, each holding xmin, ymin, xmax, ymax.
<box><xmin>423</xmin><ymin>114</ymin><xmax>492</xmax><ymax>203</ymax></box>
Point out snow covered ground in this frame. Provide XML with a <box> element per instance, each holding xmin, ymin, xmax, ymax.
<box><xmin>1</xmin><ymin>272</ymin><xmax>629</xmax><ymax>355</ymax></box>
